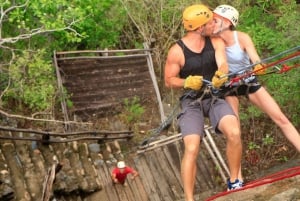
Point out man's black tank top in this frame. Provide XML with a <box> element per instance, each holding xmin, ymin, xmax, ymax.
<box><xmin>178</xmin><ymin>37</ymin><xmax>217</xmax><ymax>81</ymax></box>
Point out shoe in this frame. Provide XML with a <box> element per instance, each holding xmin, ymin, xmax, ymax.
<box><xmin>123</xmin><ymin>182</ymin><xmax>128</xmax><ymax>187</ymax></box>
<box><xmin>227</xmin><ymin>179</ymin><xmax>243</xmax><ymax>191</ymax></box>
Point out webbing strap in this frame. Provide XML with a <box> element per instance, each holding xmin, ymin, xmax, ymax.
<box><xmin>223</xmin><ymin>81</ymin><xmax>260</xmax><ymax>98</ymax></box>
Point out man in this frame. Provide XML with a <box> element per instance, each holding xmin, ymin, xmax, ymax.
<box><xmin>111</xmin><ymin>161</ymin><xmax>139</xmax><ymax>186</ymax></box>
<box><xmin>164</xmin><ymin>4</ymin><xmax>243</xmax><ymax>200</ymax></box>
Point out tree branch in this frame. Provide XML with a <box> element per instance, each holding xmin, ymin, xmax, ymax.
<box><xmin>0</xmin><ymin>109</ymin><xmax>92</xmax><ymax>125</ymax></box>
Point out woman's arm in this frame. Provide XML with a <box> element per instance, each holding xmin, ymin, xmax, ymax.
<box><xmin>238</xmin><ymin>31</ymin><xmax>261</xmax><ymax>63</ymax></box>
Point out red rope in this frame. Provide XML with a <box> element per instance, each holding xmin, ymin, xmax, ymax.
<box><xmin>278</xmin><ymin>63</ymin><xmax>300</xmax><ymax>73</ymax></box>
<box><xmin>205</xmin><ymin>166</ymin><xmax>300</xmax><ymax>201</ymax></box>
<box><xmin>229</xmin><ymin>51</ymin><xmax>300</xmax><ymax>86</ymax></box>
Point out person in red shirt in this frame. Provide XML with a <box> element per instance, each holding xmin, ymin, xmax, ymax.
<box><xmin>111</xmin><ymin>161</ymin><xmax>139</xmax><ymax>186</ymax></box>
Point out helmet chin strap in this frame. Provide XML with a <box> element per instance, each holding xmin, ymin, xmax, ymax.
<box><xmin>213</xmin><ymin>19</ymin><xmax>230</xmax><ymax>35</ymax></box>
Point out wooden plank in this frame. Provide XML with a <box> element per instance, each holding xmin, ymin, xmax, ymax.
<box><xmin>57</xmin><ymin>54</ymin><xmax>148</xmax><ymax>60</ymax></box>
<box><xmin>84</xmin><ymin>188</ymin><xmax>110</xmax><ymax>201</ymax></box>
<box><xmin>41</xmin><ymin>164</ymin><xmax>56</xmax><ymax>201</ymax></box>
<box><xmin>89</xmin><ymin>152</ymin><xmax>119</xmax><ymax>201</ymax></box>
<box><xmin>125</xmin><ymin>158</ymin><xmax>148</xmax><ymax>201</ymax></box>
<box><xmin>114</xmin><ymin>184</ymin><xmax>130</xmax><ymax>201</ymax></box>
<box><xmin>14</xmin><ymin>139</ymin><xmax>43</xmax><ymax>200</ymax></box>
<box><xmin>66</xmin><ymin>143</ymin><xmax>90</xmax><ymax>192</ymax></box>
<box><xmin>145</xmin><ymin>150</ymin><xmax>173</xmax><ymax>201</ymax></box>
<box><xmin>2</xmin><ymin>143</ymin><xmax>30</xmax><ymax>200</ymax></box>
<box><xmin>0</xmin><ymin>140</ymin><xmax>14</xmax><ymax>200</ymax></box>
<box><xmin>154</xmin><ymin>148</ymin><xmax>183</xmax><ymax>200</ymax></box>
<box><xmin>56</xmin><ymin>48</ymin><xmax>151</xmax><ymax>55</ymax></box>
<box><xmin>163</xmin><ymin>142</ymin><xmax>183</xmax><ymax>185</ymax></box>
<box><xmin>137</xmin><ymin>136</ymin><xmax>182</xmax><ymax>154</ymax></box>
<box><xmin>99</xmin><ymin>166</ymin><xmax>118</xmax><ymax>201</ymax></box>
<box><xmin>78</xmin><ymin>143</ymin><xmax>102</xmax><ymax>192</ymax></box>
<box><xmin>119</xmin><ymin>171</ymin><xmax>136</xmax><ymax>201</ymax></box>
<box><xmin>106</xmin><ymin>164</ymin><xmax>129</xmax><ymax>201</ymax></box>
<box><xmin>199</xmin><ymin>140</ymin><xmax>221</xmax><ymax>188</ymax></box>
<box><xmin>195</xmin><ymin>149</ymin><xmax>214</xmax><ymax>192</ymax></box>
<box><xmin>137</xmin><ymin>134</ymin><xmax>182</xmax><ymax>152</ymax></box>
<box><xmin>135</xmin><ymin>155</ymin><xmax>161</xmax><ymax>201</ymax></box>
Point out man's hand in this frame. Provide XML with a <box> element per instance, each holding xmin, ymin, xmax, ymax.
<box><xmin>212</xmin><ymin>70</ymin><xmax>228</xmax><ymax>88</ymax></box>
<box><xmin>253</xmin><ymin>63</ymin><xmax>266</xmax><ymax>75</ymax></box>
<box><xmin>184</xmin><ymin>75</ymin><xmax>203</xmax><ymax>90</ymax></box>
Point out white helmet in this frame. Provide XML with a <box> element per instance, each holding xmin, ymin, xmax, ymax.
<box><xmin>117</xmin><ymin>161</ymin><xmax>126</xmax><ymax>169</ymax></box>
<box><xmin>213</xmin><ymin>5</ymin><xmax>239</xmax><ymax>27</ymax></box>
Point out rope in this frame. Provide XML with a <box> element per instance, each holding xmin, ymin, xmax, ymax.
<box><xmin>227</xmin><ymin>51</ymin><xmax>300</xmax><ymax>86</ymax></box>
<box><xmin>226</xmin><ymin>46</ymin><xmax>300</xmax><ymax>78</ymax></box>
<box><xmin>205</xmin><ymin>165</ymin><xmax>300</xmax><ymax>201</ymax></box>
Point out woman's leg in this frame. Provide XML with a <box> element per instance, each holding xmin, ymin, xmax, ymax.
<box><xmin>249</xmin><ymin>87</ymin><xmax>300</xmax><ymax>151</ymax></box>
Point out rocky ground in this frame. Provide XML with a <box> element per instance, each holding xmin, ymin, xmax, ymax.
<box><xmin>203</xmin><ymin>157</ymin><xmax>300</xmax><ymax>201</ymax></box>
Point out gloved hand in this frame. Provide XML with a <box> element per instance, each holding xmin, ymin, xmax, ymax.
<box><xmin>184</xmin><ymin>75</ymin><xmax>203</xmax><ymax>90</ymax></box>
<box><xmin>253</xmin><ymin>63</ymin><xmax>266</xmax><ymax>75</ymax></box>
<box><xmin>212</xmin><ymin>70</ymin><xmax>228</xmax><ymax>88</ymax></box>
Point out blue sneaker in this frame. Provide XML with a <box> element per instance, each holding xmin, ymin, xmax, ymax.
<box><xmin>227</xmin><ymin>179</ymin><xmax>243</xmax><ymax>191</ymax></box>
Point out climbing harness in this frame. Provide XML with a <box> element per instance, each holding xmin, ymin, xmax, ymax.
<box><xmin>139</xmin><ymin>79</ymin><xmax>220</xmax><ymax>149</ymax></box>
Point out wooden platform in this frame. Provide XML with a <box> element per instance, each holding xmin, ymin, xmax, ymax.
<box><xmin>0</xmin><ymin>126</ymin><xmax>228</xmax><ymax>201</ymax></box>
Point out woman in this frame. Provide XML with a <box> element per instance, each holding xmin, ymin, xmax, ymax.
<box><xmin>213</xmin><ymin>4</ymin><xmax>300</xmax><ymax>184</ymax></box>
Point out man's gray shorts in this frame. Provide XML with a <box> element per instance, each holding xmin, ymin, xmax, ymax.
<box><xmin>177</xmin><ymin>97</ymin><xmax>235</xmax><ymax>137</ymax></box>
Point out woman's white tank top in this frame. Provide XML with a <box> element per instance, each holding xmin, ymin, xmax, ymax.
<box><xmin>225</xmin><ymin>31</ymin><xmax>250</xmax><ymax>73</ymax></box>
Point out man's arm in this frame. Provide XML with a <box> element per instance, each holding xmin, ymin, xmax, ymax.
<box><xmin>211</xmin><ymin>37</ymin><xmax>229</xmax><ymax>88</ymax></box>
<box><xmin>111</xmin><ymin>169</ymin><xmax>118</xmax><ymax>183</ymax></box>
<box><xmin>129</xmin><ymin>168</ymin><xmax>139</xmax><ymax>180</ymax></box>
<box><xmin>164</xmin><ymin>44</ymin><xmax>185</xmax><ymax>88</ymax></box>
<box><xmin>132</xmin><ymin>169</ymin><xmax>139</xmax><ymax>178</ymax></box>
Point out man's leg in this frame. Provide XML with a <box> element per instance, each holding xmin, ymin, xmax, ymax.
<box><xmin>218</xmin><ymin>115</ymin><xmax>242</xmax><ymax>184</ymax></box>
<box><xmin>225</xmin><ymin>96</ymin><xmax>243</xmax><ymax>181</ymax></box>
<box><xmin>181</xmin><ymin>134</ymin><xmax>201</xmax><ymax>201</ymax></box>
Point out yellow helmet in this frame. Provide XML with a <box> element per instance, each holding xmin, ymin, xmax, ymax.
<box><xmin>183</xmin><ymin>4</ymin><xmax>213</xmax><ymax>31</ymax></box>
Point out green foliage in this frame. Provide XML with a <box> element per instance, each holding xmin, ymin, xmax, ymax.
<box><xmin>3</xmin><ymin>49</ymin><xmax>56</xmax><ymax>112</ymax></box>
<box><xmin>0</xmin><ymin>0</ymin><xmax>128</xmax><ymax>114</ymax></box>
<box><xmin>72</xmin><ymin>0</ymin><xmax>127</xmax><ymax>49</ymax></box>
<box><xmin>262</xmin><ymin>134</ymin><xmax>274</xmax><ymax>146</ymax></box>
<box><xmin>120</xmin><ymin>96</ymin><xmax>145</xmax><ymax>127</ymax></box>
<box><xmin>248</xmin><ymin>142</ymin><xmax>260</xmax><ymax>150</ymax></box>
<box><xmin>246</xmin><ymin>105</ymin><xmax>263</xmax><ymax>118</ymax></box>
<box><xmin>239</xmin><ymin>6</ymin><xmax>280</xmax><ymax>55</ymax></box>
<box><xmin>277</xmin><ymin>156</ymin><xmax>288</xmax><ymax>162</ymax></box>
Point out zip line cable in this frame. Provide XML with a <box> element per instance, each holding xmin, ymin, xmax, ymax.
<box><xmin>225</xmin><ymin>45</ymin><xmax>300</xmax><ymax>78</ymax></box>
